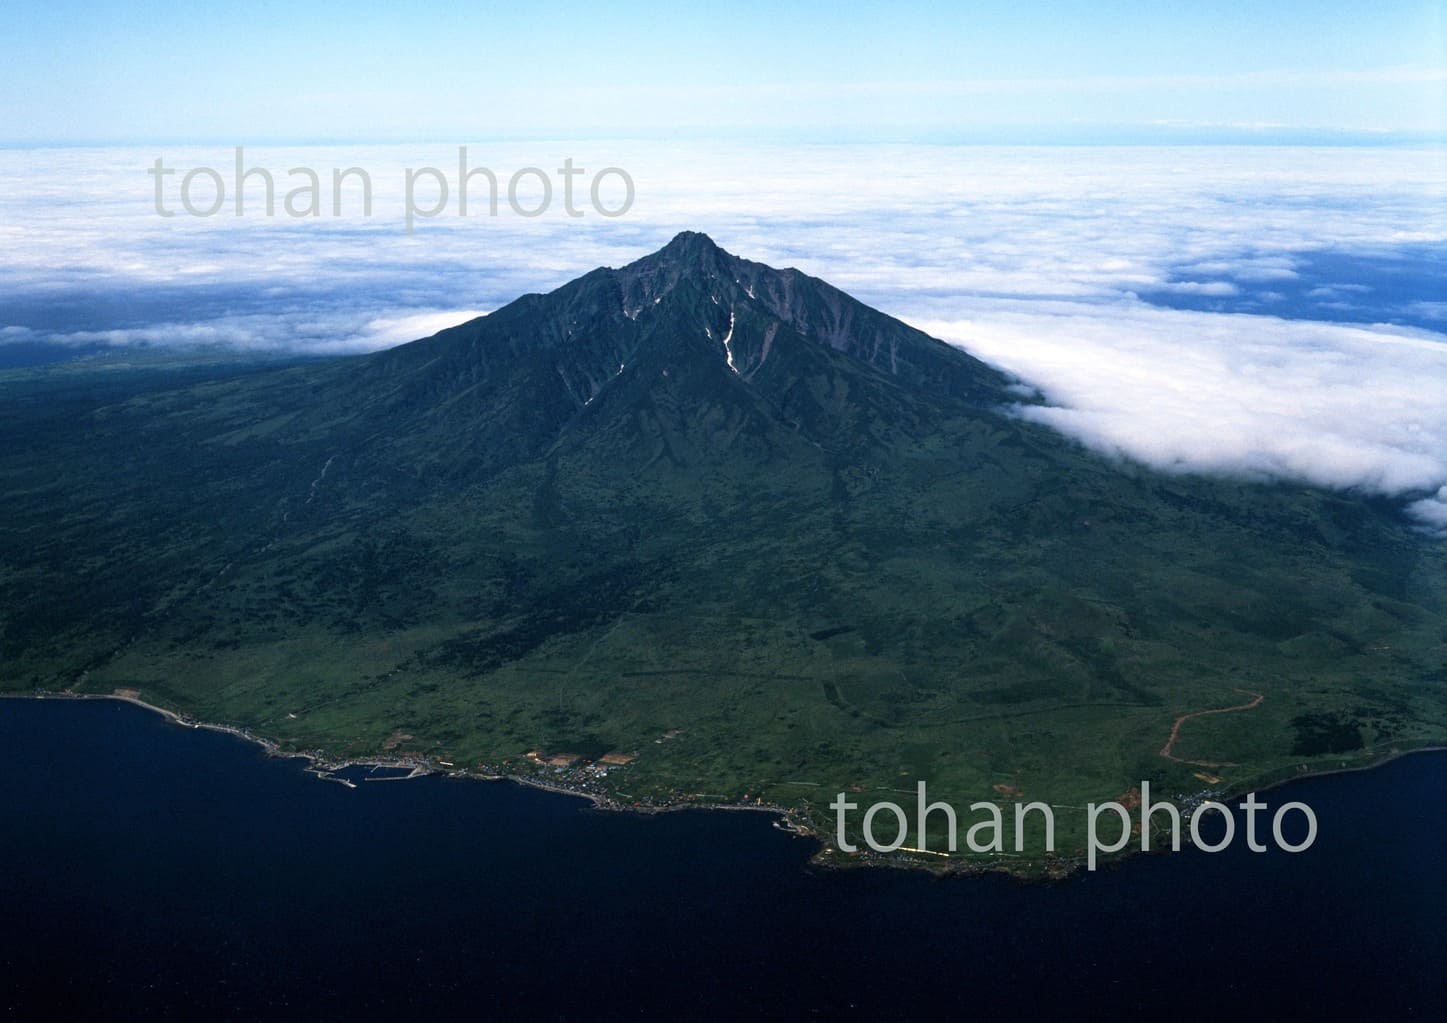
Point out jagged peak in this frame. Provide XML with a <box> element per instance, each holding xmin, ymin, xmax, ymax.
<box><xmin>658</xmin><ymin>230</ymin><xmax>723</xmax><ymax>257</ymax></box>
<box><xmin>612</xmin><ymin>232</ymin><xmax>746</xmax><ymax>319</ymax></box>
<box><xmin>417</xmin><ymin>232</ymin><xmax>1005</xmax><ymax>406</ymax></box>
<box><xmin>623</xmin><ymin>231</ymin><xmax>736</xmax><ymax>276</ymax></box>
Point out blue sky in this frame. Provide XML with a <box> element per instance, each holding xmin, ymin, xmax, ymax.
<box><xmin>4</xmin><ymin>0</ymin><xmax>1445</xmax><ymax>143</ymax></box>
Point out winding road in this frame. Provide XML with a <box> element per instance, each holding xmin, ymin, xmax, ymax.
<box><xmin>1160</xmin><ymin>689</ymin><xmax>1265</xmax><ymax>768</ymax></box>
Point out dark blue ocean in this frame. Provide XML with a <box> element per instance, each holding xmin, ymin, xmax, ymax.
<box><xmin>1</xmin><ymin>698</ymin><xmax>1442</xmax><ymax>1022</ymax></box>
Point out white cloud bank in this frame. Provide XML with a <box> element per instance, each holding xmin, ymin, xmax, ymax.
<box><xmin>920</xmin><ymin>304</ymin><xmax>1447</xmax><ymax>531</ymax></box>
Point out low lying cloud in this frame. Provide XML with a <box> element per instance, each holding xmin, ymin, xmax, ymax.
<box><xmin>1157</xmin><ymin>281</ymin><xmax>1240</xmax><ymax>296</ymax></box>
<box><xmin>1408</xmin><ymin>487</ymin><xmax>1447</xmax><ymax>529</ymax></box>
<box><xmin>920</xmin><ymin>304</ymin><xmax>1447</xmax><ymax>531</ymax></box>
<box><xmin>20</xmin><ymin>308</ymin><xmax>487</xmax><ymax>356</ymax></box>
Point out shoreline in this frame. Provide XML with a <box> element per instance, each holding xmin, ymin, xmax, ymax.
<box><xmin>5</xmin><ymin>690</ymin><xmax>1442</xmax><ymax>879</ymax></box>
<box><xmin>4</xmin><ymin>689</ymin><xmax>811</xmax><ymax>832</ymax></box>
<box><xmin>1226</xmin><ymin>741</ymin><xmax>1447</xmax><ymax>799</ymax></box>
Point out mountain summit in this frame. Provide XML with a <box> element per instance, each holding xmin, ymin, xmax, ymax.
<box><xmin>3</xmin><ymin>234</ymin><xmax>1443</xmax><ymax>865</ymax></box>
<box><xmin>611</xmin><ymin>231</ymin><xmax>1003</xmax><ymax>401</ymax></box>
<box><xmin>351</xmin><ymin>231</ymin><xmax>1007</xmax><ymax>477</ymax></box>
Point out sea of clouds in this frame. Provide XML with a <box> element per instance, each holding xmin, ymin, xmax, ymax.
<box><xmin>0</xmin><ymin>142</ymin><xmax>1443</xmax><ymax>527</ymax></box>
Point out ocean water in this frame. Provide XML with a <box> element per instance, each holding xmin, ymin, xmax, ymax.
<box><xmin>0</xmin><ymin>698</ymin><xmax>1442</xmax><ymax>1021</ymax></box>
